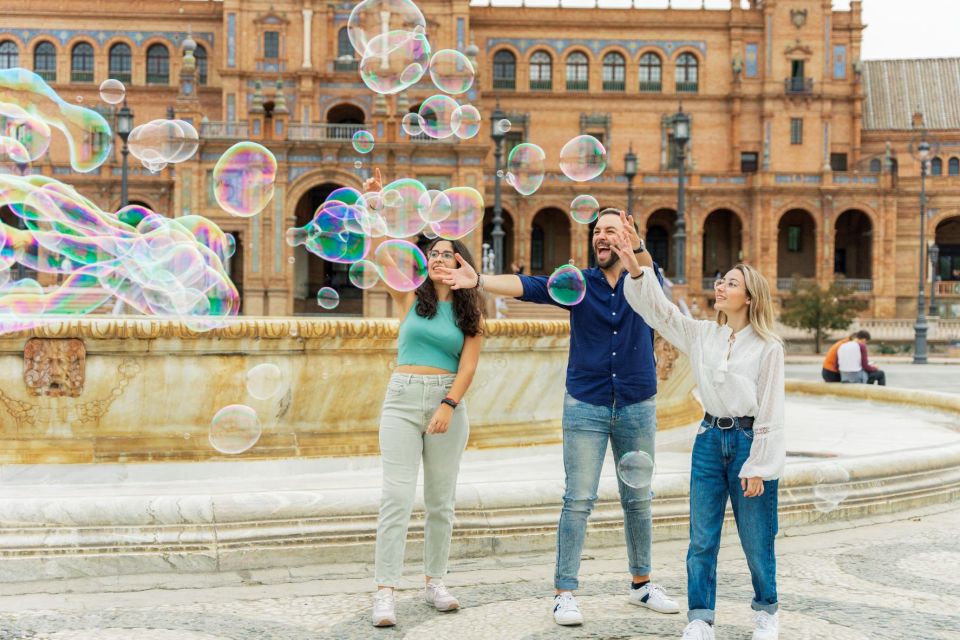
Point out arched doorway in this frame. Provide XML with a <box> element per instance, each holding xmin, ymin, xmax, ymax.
<box><xmin>482</xmin><ymin>207</ymin><xmax>515</xmax><ymax>272</ymax></box>
<box><xmin>645</xmin><ymin>208</ymin><xmax>675</xmax><ymax>276</ymax></box>
<box><xmin>833</xmin><ymin>210</ymin><xmax>872</xmax><ymax>287</ymax></box>
<box><xmin>701</xmin><ymin>209</ymin><xmax>743</xmax><ymax>287</ymax></box>
<box><xmin>530</xmin><ymin>208</ymin><xmax>570</xmax><ymax>275</ymax></box>
<box><xmin>326</xmin><ymin>103</ymin><xmax>365</xmax><ymax>140</ymax></box>
<box><xmin>777</xmin><ymin>208</ymin><xmax>816</xmax><ymax>288</ymax></box>
<box><xmin>935</xmin><ymin>216</ymin><xmax>960</xmax><ymax>281</ymax></box>
<box><xmin>292</xmin><ymin>183</ymin><xmax>362</xmax><ymax>315</ymax></box>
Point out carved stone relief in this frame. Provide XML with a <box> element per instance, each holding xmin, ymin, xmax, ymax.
<box><xmin>23</xmin><ymin>338</ymin><xmax>85</xmax><ymax>397</ymax></box>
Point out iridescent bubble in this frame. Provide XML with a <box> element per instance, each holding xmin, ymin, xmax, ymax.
<box><xmin>559</xmin><ymin>134</ymin><xmax>607</xmax><ymax>182</ymax></box>
<box><xmin>128</xmin><ymin>119</ymin><xmax>186</xmax><ymax>164</ymax></box>
<box><xmin>167</xmin><ymin>119</ymin><xmax>199</xmax><ymax>163</ymax></box>
<box><xmin>374</xmin><ymin>239</ymin><xmax>428</xmax><ymax>291</ymax></box>
<box><xmin>429</xmin><ymin>187</ymin><xmax>483</xmax><ymax>240</ymax></box>
<box><xmin>359</xmin><ymin>30</ymin><xmax>430</xmax><ymax>95</ymax></box>
<box><xmin>506</xmin><ymin>143</ymin><xmax>546</xmax><ymax>196</ymax></box>
<box><xmin>0</xmin><ymin>136</ymin><xmax>31</xmax><ymax>165</ymax></box>
<box><xmin>428</xmin><ymin>49</ymin><xmax>475</xmax><ymax>95</ymax></box>
<box><xmin>352</xmin><ymin>129</ymin><xmax>375</xmax><ymax>154</ymax></box>
<box><xmin>617</xmin><ymin>451</ymin><xmax>655</xmax><ymax>489</ymax></box>
<box><xmin>246</xmin><ymin>363</ymin><xmax>284</xmax><ymax>400</ymax></box>
<box><xmin>495</xmin><ymin>118</ymin><xmax>511</xmax><ymax>134</ymax></box>
<box><xmin>300</xmin><ymin>201</ymin><xmax>371</xmax><ymax>264</ymax></box>
<box><xmin>349</xmin><ymin>259</ymin><xmax>380</xmax><ymax>289</ymax></box>
<box><xmin>496</xmin><ymin>170</ymin><xmax>504</xmax><ymax>178</ymax></box>
<box><xmin>213</xmin><ymin>141</ymin><xmax>277</xmax><ymax>217</ymax></box>
<box><xmin>418</xmin><ymin>94</ymin><xmax>459</xmax><ymax>139</ymax></box>
<box><xmin>419</xmin><ymin>189</ymin><xmax>452</xmax><ymax>223</ymax></box>
<box><xmin>401</xmin><ymin>112</ymin><xmax>423</xmax><ymax>136</ymax></box>
<box><xmin>354</xmin><ymin>160</ymin><xmax>363</xmax><ymax>169</ymax></box>
<box><xmin>98</xmin><ymin>79</ymin><xmax>126</xmax><ymax>105</ymax></box>
<box><xmin>379</xmin><ymin>178</ymin><xmax>428</xmax><ymax>238</ymax></box>
<box><xmin>570</xmin><ymin>195</ymin><xmax>600</xmax><ymax>224</ymax></box>
<box><xmin>209</xmin><ymin>404</ymin><xmax>262</xmax><ymax>455</ymax></box>
<box><xmin>316</xmin><ymin>287</ymin><xmax>340</xmax><ymax>310</ymax></box>
<box><xmin>0</xmin><ymin>105</ymin><xmax>52</xmax><ymax>162</ymax></box>
<box><xmin>547</xmin><ymin>264</ymin><xmax>586</xmax><ymax>305</ymax></box>
<box><xmin>451</xmin><ymin>104</ymin><xmax>482</xmax><ymax>140</ymax></box>
<box><xmin>347</xmin><ymin>0</ymin><xmax>426</xmax><ymax>56</ymax></box>
<box><xmin>812</xmin><ymin>462</ymin><xmax>851</xmax><ymax>514</ymax></box>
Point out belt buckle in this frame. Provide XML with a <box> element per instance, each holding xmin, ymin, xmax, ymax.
<box><xmin>716</xmin><ymin>417</ymin><xmax>736</xmax><ymax>430</ymax></box>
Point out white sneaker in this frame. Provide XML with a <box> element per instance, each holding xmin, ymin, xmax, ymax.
<box><xmin>682</xmin><ymin>619</ymin><xmax>716</xmax><ymax>639</ymax></box>
<box><xmin>424</xmin><ymin>580</ymin><xmax>460</xmax><ymax>611</ymax></box>
<box><xmin>372</xmin><ymin>589</ymin><xmax>396</xmax><ymax>627</ymax></box>
<box><xmin>752</xmin><ymin>610</ymin><xmax>779</xmax><ymax>640</ymax></box>
<box><xmin>628</xmin><ymin>583</ymin><xmax>681</xmax><ymax>614</ymax></box>
<box><xmin>552</xmin><ymin>592</ymin><xmax>584</xmax><ymax>626</ymax></box>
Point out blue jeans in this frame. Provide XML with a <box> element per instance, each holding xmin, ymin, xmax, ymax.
<box><xmin>687</xmin><ymin>421</ymin><xmax>779</xmax><ymax>624</ymax></box>
<box><xmin>554</xmin><ymin>393</ymin><xmax>656</xmax><ymax>590</ymax></box>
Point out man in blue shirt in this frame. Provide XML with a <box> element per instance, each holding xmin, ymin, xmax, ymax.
<box><xmin>439</xmin><ymin>209</ymin><xmax>680</xmax><ymax>626</ymax></box>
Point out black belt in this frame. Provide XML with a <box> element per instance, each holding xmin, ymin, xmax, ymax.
<box><xmin>703</xmin><ymin>413</ymin><xmax>754</xmax><ymax>430</ymax></box>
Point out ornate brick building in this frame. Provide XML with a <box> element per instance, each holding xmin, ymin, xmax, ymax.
<box><xmin>1</xmin><ymin>0</ymin><xmax>958</xmax><ymax>319</ymax></box>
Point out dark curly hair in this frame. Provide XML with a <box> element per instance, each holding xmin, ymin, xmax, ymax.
<box><xmin>414</xmin><ymin>237</ymin><xmax>485</xmax><ymax>337</ymax></box>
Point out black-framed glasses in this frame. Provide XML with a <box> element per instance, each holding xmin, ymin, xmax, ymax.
<box><xmin>428</xmin><ymin>250</ymin><xmax>456</xmax><ymax>261</ymax></box>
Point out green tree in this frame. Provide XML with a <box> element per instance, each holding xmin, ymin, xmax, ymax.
<box><xmin>779</xmin><ymin>277</ymin><xmax>869</xmax><ymax>353</ymax></box>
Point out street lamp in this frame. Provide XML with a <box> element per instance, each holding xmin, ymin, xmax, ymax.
<box><xmin>490</xmin><ymin>101</ymin><xmax>506</xmax><ymax>274</ymax></box>
<box><xmin>929</xmin><ymin>243</ymin><xmax>940</xmax><ymax>316</ymax></box>
<box><xmin>911</xmin><ymin>134</ymin><xmax>931</xmax><ymax>364</ymax></box>
<box><xmin>623</xmin><ymin>143</ymin><xmax>637</xmax><ymax>216</ymax></box>
<box><xmin>115</xmin><ymin>102</ymin><xmax>134</xmax><ymax>208</ymax></box>
<box><xmin>671</xmin><ymin>105</ymin><xmax>690</xmax><ymax>284</ymax></box>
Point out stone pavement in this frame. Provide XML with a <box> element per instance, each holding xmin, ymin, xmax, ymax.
<box><xmin>0</xmin><ymin>504</ymin><xmax>958</xmax><ymax>640</ymax></box>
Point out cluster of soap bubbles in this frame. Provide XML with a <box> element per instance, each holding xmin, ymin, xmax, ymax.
<box><xmin>547</xmin><ymin>263</ymin><xmax>587</xmax><ymax>306</ymax></box>
<box><xmin>127</xmin><ymin>118</ymin><xmax>200</xmax><ymax>173</ymax></box>
<box><xmin>503</xmin><ymin>134</ymin><xmax>608</xmax><ymax>198</ymax></box>
<box><xmin>209</xmin><ymin>363</ymin><xmax>292</xmax><ymax>455</ymax></box>
<box><xmin>400</xmin><ymin>95</ymin><xmax>483</xmax><ymax>141</ymax></box>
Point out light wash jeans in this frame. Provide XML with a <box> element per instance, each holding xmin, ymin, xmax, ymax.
<box><xmin>687</xmin><ymin>420</ymin><xmax>779</xmax><ymax>625</ymax></box>
<box><xmin>554</xmin><ymin>393</ymin><xmax>656</xmax><ymax>590</ymax></box>
<box><xmin>374</xmin><ymin>373</ymin><xmax>469</xmax><ymax>587</ymax></box>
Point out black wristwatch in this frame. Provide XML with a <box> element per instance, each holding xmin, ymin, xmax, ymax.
<box><xmin>632</xmin><ymin>239</ymin><xmax>646</xmax><ymax>255</ymax></box>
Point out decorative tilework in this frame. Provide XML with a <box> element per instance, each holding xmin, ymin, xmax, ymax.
<box><xmin>745</xmin><ymin>43</ymin><xmax>758</xmax><ymax>78</ymax></box>
<box><xmin>274</xmin><ymin>186</ymin><xmax>284</xmax><ymax>275</ymax></box>
<box><xmin>288</xmin><ymin>166</ymin><xmax>311</xmax><ymax>182</ymax></box>
<box><xmin>181</xmin><ymin>169</ymin><xmax>192</xmax><ymax>215</ymax></box>
<box><xmin>227</xmin><ymin>94</ymin><xmax>236</xmax><ymax>122</ymax></box>
<box><xmin>0</xmin><ymin>28</ymin><xmax>212</xmax><ymax>47</ymax></box>
<box><xmin>227</xmin><ymin>14</ymin><xmax>236</xmax><ymax>68</ymax></box>
<box><xmin>833</xmin><ymin>45</ymin><xmax>847</xmax><ymax>80</ymax></box>
<box><xmin>251</xmin><ymin>217</ymin><xmax>260</xmax><ymax>274</ymax></box>
<box><xmin>486</xmin><ymin>37</ymin><xmax>706</xmax><ymax>57</ymax></box>
<box><xmin>765</xmin><ymin>15</ymin><xmax>773</xmax><ymax>74</ymax></box>
<box><xmin>824</xmin><ymin>17</ymin><xmax>832</xmax><ymax>76</ymax></box>
<box><xmin>457</xmin><ymin>18</ymin><xmax>465</xmax><ymax>51</ymax></box>
<box><xmin>289</xmin><ymin>154</ymin><xmax>322</xmax><ymax>163</ymax></box>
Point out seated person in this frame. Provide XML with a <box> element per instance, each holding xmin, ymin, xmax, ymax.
<box><xmin>837</xmin><ymin>330</ymin><xmax>885</xmax><ymax>385</ymax></box>
<box><xmin>821</xmin><ymin>334</ymin><xmax>855</xmax><ymax>383</ymax></box>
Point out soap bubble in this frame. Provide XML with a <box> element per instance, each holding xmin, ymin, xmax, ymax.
<box><xmin>167</xmin><ymin>119</ymin><xmax>199</xmax><ymax>163</ymax></box>
<box><xmin>295</xmin><ymin>201</ymin><xmax>371</xmax><ymax>264</ymax></box>
<box><xmin>347</xmin><ymin>0</ymin><xmax>426</xmax><ymax>56</ymax></box>
<box><xmin>419</xmin><ymin>189</ymin><xmax>452</xmax><ymax>223</ymax></box>
<box><xmin>0</xmin><ymin>106</ymin><xmax>52</xmax><ymax>162</ymax></box>
<box><xmin>98</xmin><ymin>79</ymin><xmax>126</xmax><ymax>105</ymax></box>
<box><xmin>349</xmin><ymin>259</ymin><xmax>380</xmax><ymax>289</ymax></box>
<box><xmin>128</xmin><ymin>119</ymin><xmax>184</xmax><ymax>163</ymax></box>
<box><xmin>359</xmin><ymin>30</ymin><xmax>430</xmax><ymax>95</ymax></box>
<box><xmin>418</xmin><ymin>94</ymin><xmax>459</xmax><ymax>139</ymax></box>
<box><xmin>380</xmin><ymin>178</ymin><xmax>428</xmax><ymax>237</ymax></box>
<box><xmin>213</xmin><ymin>141</ymin><xmax>277</xmax><ymax>217</ymax></box>
<box><xmin>812</xmin><ymin>462</ymin><xmax>851</xmax><ymax>514</ymax></box>
<box><xmin>429</xmin><ymin>187</ymin><xmax>483</xmax><ymax>240</ymax></box>
<box><xmin>316</xmin><ymin>287</ymin><xmax>340</xmax><ymax>310</ymax></box>
<box><xmin>547</xmin><ymin>263</ymin><xmax>587</xmax><ymax>305</ymax></box>
<box><xmin>209</xmin><ymin>404</ymin><xmax>262</xmax><ymax>455</ymax></box>
<box><xmin>496</xmin><ymin>170</ymin><xmax>504</xmax><ymax>178</ymax></box>
<box><xmin>495</xmin><ymin>118</ymin><xmax>511</xmax><ymax>134</ymax></box>
<box><xmin>246</xmin><ymin>363</ymin><xmax>284</xmax><ymax>400</ymax></box>
<box><xmin>352</xmin><ymin>129</ymin><xmax>375</xmax><ymax>154</ymax></box>
<box><xmin>374</xmin><ymin>239</ymin><xmax>428</xmax><ymax>291</ymax></box>
<box><xmin>617</xmin><ymin>451</ymin><xmax>655</xmax><ymax>489</ymax></box>
<box><xmin>451</xmin><ymin>104</ymin><xmax>481</xmax><ymax>140</ymax></box>
<box><xmin>560</xmin><ymin>134</ymin><xmax>607</xmax><ymax>182</ymax></box>
<box><xmin>354</xmin><ymin>160</ymin><xmax>363</xmax><ymax>169</ymax></box>
<box><xmin>506</xmin><ymin>143</ymin><xmax>546</xmax><ymax>196</ymax></box>
<box><xmin>0</xmin><ymin>136</ymin><xmax>31</xmax><ymax>165</ymax></box>
<box><xmin>570</xmin><ymin>195</ymin><xmax>600</xmax><ymax>224</ymax></box>
<box><xmin>401</xmin><ymin>112</ymin><xmax>423</xmax><ymax>136</ymax></box>
<box><xmin>428</xmin><ymin>49</ymin><xmax>475</xmax><ymax>95</ymax></box>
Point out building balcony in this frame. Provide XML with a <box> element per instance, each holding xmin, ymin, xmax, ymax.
<box><xmin>288</xmin><ymin>123</ymin><xmax>365</xmax><ymax>141</ymax></box>
<box><xmin>566</xmin><ymin>79</ymin><xmax>589</xmax><ymax>91</ymax></box>
<box><xmin>200</xmin><ymin>121</ymin><xmax>249</xmax><ymax>140</ymax></box>
<box><xmin>529</xmin><ymin>79</ymin><xmax>552</xmax><ymax>91</ymax></box>
<box><xmin>109</xmin><ymin>72</ymin><xmax>131</xmax><ymax>84</ymax></box>
<box><xmin>836</xmin><ymin>278</ymin><xmax>874</xmax><ymax>293</ymax></box>
<box><xmin>492</xmin><ymin>77</ymin><xmax>515</xmax><ymax>90</ymax></box>
<box><xmin>146</xmin><ymin>74</ymin><xmax>169</xmax><ymax>85</ymax></box>
<box><xmin>785</xmin><ymin>77</ymin><xmax>814</xmax><ymax>94</ymax></box>
<box><xmin>676</xmin><ymin>81</ymin><xmax>699</xmax><ymax>93</ymax></box>
<box><xmin>602</xmin><ymin>80</ymin><xmax>625</xmax><ymax>92</ymax></box>
<box><xmin>71</xmin><ymin>70</ymin><xmax>93</xmax><ymax>83</ymax></box>
<box><xmin>36</xmin><ymin>69</ymin><xmax>56</xmax><ymax>82</ymax></box>
<box><xmin>639</xmin><ymin>80</ymin><xmax>662</xmax><ymax>92</ymax></box>
<box><xmin>936</xmin><ymin>280</ymin><xmax>960</xmax><ymax>296</ymax></box>
<box><xmin>333</xmin><ymin>58</ymin><xmax>358</xmax><ymax>72</ymax></box>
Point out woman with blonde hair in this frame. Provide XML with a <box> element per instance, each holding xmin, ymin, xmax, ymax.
<box><xmin>611</xmin><ymin>213</ymin><xmax>785</xmax><ymax>640</ymax></box>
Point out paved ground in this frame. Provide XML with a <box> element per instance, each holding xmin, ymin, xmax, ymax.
<box><xmin>0</xmin><ymin>504</ymin><xmax>958</xmax><ymax>639</ymax></box>
<box><xmin>784</xmin><ymin>361</ymin><xmax>960</xmax><ymax>395</ymax></box>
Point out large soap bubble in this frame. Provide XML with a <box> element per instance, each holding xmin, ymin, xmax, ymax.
<box><xmin>451</xmin><ymin>104</ymin><xmax>481</xmax><ymax>140</ymax></box>
<box><xmin>559</xmin><ymin>134</ymin><xmax>607</xmax><ymax>182</ymax></box>
<box><xmin>429</xmin><ymin>187</ymin><xmax>483</xmax><ymax>240</ymax></box>
<box><xmin>547</xmin><ymin>263</ymin><xmax>586</xmax><ymax>306</ymax></box>
<box><xmin>359</xmin><ymin>30</ymin><xmax>430</xmax><ymax>95</ymax></box>
<box><xmin>418</xmin><ymin>94</ymin><xmax>459</xmax><ymax>139</ymax></box>
<box><xmin>0</xmin><ymin>103</ymin><xmax>52</xmax><ymax>162</ymax></box>
<box><xmin>506</xmin><ymin>143</ymin><xmax>546</xmax><ymax>196</ymax></box>
<box><xmin>570</xmin><ymin>195</ymin><xmax>600</xmax><ymax>224</ymax></box>
<box><xmin>349</xmin><ymin>259</ymin><xmax>380</xmax><ymax>289</ymax></box>
<box><xmin>429</xmin><ymin>49</ymin><xmax>475</xmax><ymax>95</ymax></box>
<box><xmin>209</xmin><ymin>404</ymin><xmax>262</xmax><ymax>455</ymax></box>
<box><xmin>347</xmin><ymin>0</ymin><xmax>427</xmax><ymax>56</ymax></box>
<box><xmin>379</xmin><ymin>178</ymin><xmax>429</xmax><ymax>238</ymax></box>
<box><xmin>617</xmin><ymin>451</ymin><xmax>655</xmax><ymax>489</ymax></box>
<box><xmin>401</xmin><ymin>112</ymin><xmax>424</xmax><ymax>136</ymax></box>
<box><xmin>213</xmin><ymin>142</ymin><xmax>277</xmax><ymax>217</ymax></box>
<box><xmin>374</xmin><ymin>239</ymin><xmax>428</xmax><ymax>291</ymax></box>
<box><xmin>98</xmin><ymin>79</ymin><xmax>126</xmax><ymax>105</ymax></box>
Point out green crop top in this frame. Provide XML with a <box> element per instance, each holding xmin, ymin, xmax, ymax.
<box><xmin>397</xmin><ymin>301</ymin><xmax>464</xmax><ymax>372</ymax></box>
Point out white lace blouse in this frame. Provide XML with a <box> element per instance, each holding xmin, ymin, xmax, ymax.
<box><xmin>624</xmin><ymin>267</ymin><xmax>786</xmax><ymax>480</ymax></box>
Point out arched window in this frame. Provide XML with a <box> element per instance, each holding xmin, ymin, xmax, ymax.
<box><xmin>194</xmin><ymin>44</ymin><xmax>208</xmax><ymax>85</ymax></box>
<box><xmin>0</xmin><ymin>40</ymin><xmax>19</xmax><ymax>70</ymax></box>
<box><xmin>70</xmin><ymin>42</ymin><xmax>94</xmax><ymax>83</ymax></box>
<box><xmin>869</xmin><ymin>158</ymin><xmax>882</xmax><ymax>173</ymax></box>
<box><xmin>337</xmin><ymin>27</ymin><xmax>352</xmax><ymax>58</ymax></box>
<box><xmin>676</xmin><ymin>52</ymin><xmax>699</xmax><ymax>93</ymax></box>
<box><xmin>566</xmin><ymin>51</ymin><xmax>589</xmax><ymax>91</ymax></box>
<box><xmin>639</xmin><ymin>52</ymin><xmax>662</xmax><ymax>92</ymax></box>
<box><xmin>493</xmin><ymin>50</ymin><xmax>516</xmax><ymax>90</ymax></box>
<box><xmin>602</xmin><ymin>52</ymin><xmax>625</xmax><ymax>92</ymax></box>
<box><xmin>949</xmin><ymin>157</ymin><xmax>960</xmax><ymax>176</ymax></box>
<box><xmin>33</xmin><ymin>41</ymin><xmax>57</xmax><ymax>82</ymax></box>
<box><xmin>146</xmin><ymin>43</ymin><xmax>170</xmax><ymax>84</ymax></box>
<box><xmin>931</xmin><ymin>157</ymin><xmax>943</xmax><ymax>176</ymax></box>
<box><xmin>109</xmin><ymin>43</ymin><xmax>132</xmax><ymax>83</ymax></box>
<box><xmin>529</xmin><ymin>50</ymin><xmax>552</xmax><ymax>91</ymax></box>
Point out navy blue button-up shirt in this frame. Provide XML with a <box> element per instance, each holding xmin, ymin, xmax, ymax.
<box><xmin>518</xmin><ymin>267</ymin><xmax>664</xmax><ymax>408</ymax></box>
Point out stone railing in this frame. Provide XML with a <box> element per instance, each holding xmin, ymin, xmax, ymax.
<box><xmin>199</xmin><ymin>121</ymin><xmax>249</xmax><ymax>139</ymax></box>
<box><xmin>287</xmin><ymin>123</ymin><xmax>364</xmax><ymax>141</ymax></box>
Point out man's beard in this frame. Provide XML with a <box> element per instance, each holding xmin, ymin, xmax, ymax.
<box><xmin>594</xmin><ymin>246</ymin><xmax>621</xmax><ymax>269</ymax></box>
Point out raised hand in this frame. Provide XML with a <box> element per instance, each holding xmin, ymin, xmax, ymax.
<box><xmin>620</xmin><ymin>210</ymin><xmax>641</xmax><ymax>251</ymax></box>
<box><xmin>437</xmin><ymin>253</ymin><xmax>478</xmax><ymax>290</ymax></box>
<box><xmin>611</xmin><ymin>225</ymin><xmax>642</xmax><ymax>278</ymax></box>
<box><xmin>362</xmin><ymin>167</ymin><xmax>383</xmax><ymax>193</ymax></box>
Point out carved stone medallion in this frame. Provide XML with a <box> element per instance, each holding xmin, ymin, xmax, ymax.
<box><xmin>23</xmin><ymin>338</ymin><xmax>86</xmax><ymax>397</ymax></box>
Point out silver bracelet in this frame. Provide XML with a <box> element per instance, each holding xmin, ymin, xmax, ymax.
<box><xmin>477</xmin><ymin>274</ymin><xmax>484</xmax><ymax>290</ymax></box>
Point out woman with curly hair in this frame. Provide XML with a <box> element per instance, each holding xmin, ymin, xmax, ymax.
<box><xmin>364</xmin><ymin>170</ymin><xmax>485</xmax><ymax>627</ymax></box>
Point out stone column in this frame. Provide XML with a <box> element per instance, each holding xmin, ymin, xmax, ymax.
<box><xmin>302</xmin><ymin>9</ymin><xmax>314</xmax><ymax>69</ymax></box>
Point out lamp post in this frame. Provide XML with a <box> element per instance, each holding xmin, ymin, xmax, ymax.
<box><xmin>671</xmin><ymin>105</ymin><xmax>690</xmax><ymax>284</ymax></box>
<box><xmin>116</xmin><ymin>102</ymin><xmax>134</xmax><ymax>208</ymax></box>
<box><xmin>623</xmin><ymin>144</ymin><xmax>637</xmax><ymax>216</ymax></box>
<box><xmin>490</xmin><ymin>101</ymin><xmax>506</xmax><ymax>274</ymax></box>
<box><xmin>929</xmin><ymin>243</ymin><xmax>940</xmax><ymax>316</ymax></box>
<box><xmin>913</xmin><ymin>137</ymin><xmax>930</xmax><ymax>364</ymax></box>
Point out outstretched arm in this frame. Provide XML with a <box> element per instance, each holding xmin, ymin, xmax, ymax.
<box><xmin>436</xmin><ymin>255</ymin><xmax>524</xmax><ymax>297</ymax></box>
